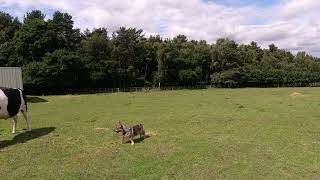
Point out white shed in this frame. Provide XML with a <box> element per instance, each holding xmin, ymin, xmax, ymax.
<box><xmin>0</xmin><ymin>67</ymin><xmax>23</xmax><ymax>89</ymax></box>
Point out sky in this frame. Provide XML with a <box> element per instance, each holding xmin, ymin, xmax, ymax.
<box><xmin>1</xmin><ymin>0</ymin><xmax>320</xmax><ymax>56</ymax></box>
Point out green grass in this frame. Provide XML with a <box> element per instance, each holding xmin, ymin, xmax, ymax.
<box><xmin>1</xmin><ymin>88</ymin><xmax>320</xmax><ymax>179</ymax></box>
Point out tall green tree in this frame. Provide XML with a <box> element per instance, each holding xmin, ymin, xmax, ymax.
<box><xmin>23</xmin><ymin>10</ymin><xmax>45</xmax><ymax>23</ymax></box>
<box><xmin>80</xmin><ymin>28</ymin><xmax>114</xmax><ymax>87</ymax></box>
<box><xmin>43</xmin><ymin>49</ymin><xmax>83</xmax><ymax>88</ymax></box>
<box><xmin>0</xmin><ymin>11</ymin><xmax>21</xmax><ymax>44</ymax></box>
<box><xmin>49</xmin><ymin>11</ymin><xmax>82</xmax><ymax>51</ymax></box>
<box><xmin>111</xmin><ymin>27</ymin><xmax>146</xmax><ymax>87</ymax></box>
<box><xmin>210</xmin><ymin>38</ymin><xmax>243</xmax><ymax>86</ymax></box>
<box><xmin>11</xmin><ymin>10</ymin><xmax>53</xmax><ymax>65</ymax></box>
<box><xmin>141</xmin><ymin>35</ymin><xmax>162</xmax><ymax>86</ymax></box>
<box><xmin>0</xmin><ymin>12</ymin><xmax>21</xmax><ymax>66</ymax></box>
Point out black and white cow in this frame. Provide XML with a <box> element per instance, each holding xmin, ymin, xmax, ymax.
<box><xmin>0</xmin><ymin>87</ymin><xmax>30</xmax><ymax>134</ymax></box>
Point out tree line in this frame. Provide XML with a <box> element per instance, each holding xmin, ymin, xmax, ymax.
<box><xmin>1</xmin><ymin>10</ymin><xmax>320</xmax><ymax>94</ymax></box>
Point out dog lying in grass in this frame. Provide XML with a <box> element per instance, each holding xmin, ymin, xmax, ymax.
<box><xmin>113</xmin><ymin>121</ymin><xmax>145</xmax><ymax>145</ymax></box>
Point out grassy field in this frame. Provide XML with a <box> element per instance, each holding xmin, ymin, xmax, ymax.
<box><xmin>0</xmin><ymin>88</ymin><xmax>320</xmax><ymax>179</ymax></box>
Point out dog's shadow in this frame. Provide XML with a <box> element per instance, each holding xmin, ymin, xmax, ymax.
<box><xmin>124</xmin><ymin>135</ymin><xmax>151</xmax><ymax>144</ymax></box>
<box><xmin>0</xmin><ymin>127</ymin><xmax>56</xmax><ymax>149</ymax></box>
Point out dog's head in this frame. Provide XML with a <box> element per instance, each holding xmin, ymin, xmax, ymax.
<box><xmin>113</xmin><ymin>121</ymin><xmax>125</xmax><ymax>133</ymax></box>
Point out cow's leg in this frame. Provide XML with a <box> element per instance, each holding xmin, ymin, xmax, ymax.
<box><xmin>12</xmin><ymin>116</ymin><xmax>18</xmax><ymax>134</ymax></box>
<box><xmin>21</xmin><ymin>110</ymin><xmax>31</xmax><ymax>131</ymax></box>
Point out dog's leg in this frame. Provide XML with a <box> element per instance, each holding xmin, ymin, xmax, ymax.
<box><xmin>130</xmin><ymin>137</ymin><xmax>134</xmax><ymax>145</ymax></box>
<box><xmin>140</xmin><ymin>132</ymin><xmax>145</xmax><ymax>139</ymax></box>
<box><xmin>122</xmin><ymin>135</ymin><xmax>125</xmax><ymax>144</ymax></box>
<box><xmin>141</xmin><ymin>129</ymin><xmax>146</xmax><ymax>139</ymax></box>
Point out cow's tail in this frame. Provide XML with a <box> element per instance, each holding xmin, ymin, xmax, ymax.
<box><xmin>18</xmin><ymin>88</ymin><xmax>27</xmax><ymax>112</ymax></box>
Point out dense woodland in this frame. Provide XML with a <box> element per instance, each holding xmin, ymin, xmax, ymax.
<box><xmin>1</xmin><ymin>10</ymin><xmax>320</xmax><ymax>94</ymax></box>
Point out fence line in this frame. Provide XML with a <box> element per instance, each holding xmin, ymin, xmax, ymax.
<box><xmin>26</xmin><ymin>82</ymin><xmax>320</xmax><ymax>95</ymax></box>
<box><xmin>62</xmin><ymin>85</ymin><xmax>211</xmax><ymax>95</ymax></box>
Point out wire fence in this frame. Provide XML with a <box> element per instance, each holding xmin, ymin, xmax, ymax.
<box><xmin>26</xmin><ymin>85</ymin><xmax>211</xmax><ymax>95</ymax></box>
<box><xmin>63</xmin><ymin>85</ymin><xmax>211</xmax><ymax>95</ymax></box>
<box><xmin>26</xmin><ymin>82</ymin><xmax>320</xmax><ymax>95</ymax></box>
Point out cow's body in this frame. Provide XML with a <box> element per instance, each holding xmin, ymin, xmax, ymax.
<box><xmin>0</xmin><ymin>87</ymin><xmax>30</xmax><ymax>133</ymax></box>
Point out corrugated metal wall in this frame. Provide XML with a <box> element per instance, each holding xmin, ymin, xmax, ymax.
<box><xmin>0</xmin><ymin>67</ymin><xmax>23</xmax><ymax>89</ymax></box>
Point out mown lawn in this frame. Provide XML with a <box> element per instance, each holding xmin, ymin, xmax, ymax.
<box><xmin>0</xmin><ymin>88</ymin><xmax>320</xmax><ymax>179</ymax></box>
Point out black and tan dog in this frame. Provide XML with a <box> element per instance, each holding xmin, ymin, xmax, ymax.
<box><xmin>113</xmin><ymin>121</ymin><xmax>145</xmax><ymax>145</ymax></box>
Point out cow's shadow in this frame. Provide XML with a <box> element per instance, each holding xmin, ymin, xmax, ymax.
<box><xmin>0</xmin><ymin>127</ymin><xmax>55</xmax><ymax>149</ymax></box>
<box><xmin>27</xmin><ymin>97</ymin><xmax>48</xmax><ymax>103</ymax></box>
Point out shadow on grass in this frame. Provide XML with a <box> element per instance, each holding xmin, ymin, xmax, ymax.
<box><xmin>27</xmin><ymin>97</ymin><xmax>48</xmax><ymax>103</ymax></box>
<box><xmin>0</xmin><ymin>127</ymin><xmax>56</xmax><ymax>149</ymax></box>
<box><xmin>124</xmin><ymin>135</ymin><xmax>151</xmax><ymax>144</ymax></box>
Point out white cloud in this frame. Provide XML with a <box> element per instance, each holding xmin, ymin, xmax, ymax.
<box><xmin>274</xmin><ymin>0</ymin><xmax>320</xmax><ymax>20</ymax></box>
<box><xmin>1</xmin><ymin>0</ymin><xmax>320</xmax><ymax>56</ymax></box>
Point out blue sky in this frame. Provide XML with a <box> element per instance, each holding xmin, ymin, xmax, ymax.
<box><xmin>1</xmin><ymin>0</ymin><xmax>320</xmax><ymax>56</ymax></box>
<box><xmin>0</xmin><ymin>4</ymin><xmax>55</xmax><ymax>20</ymax></box>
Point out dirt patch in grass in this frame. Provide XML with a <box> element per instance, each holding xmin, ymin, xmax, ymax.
<box><xmin>289</xmin><ymin>92</ymin><xmax>303</xmax><ymax>97</ymax></box>
<box><xmin>95</xmin><ymin>128</ymin><xmax>110</xmax><ymax>132</ymax></box>
<box><xmin>153</xmin><ymin>145</ymin><xmax>175</xmax><ymax>157</ymax></box>
<box><xmin>147</xmin><ymin>130</ymin><xmax>158</xmax><ymax>136</ymax></box>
